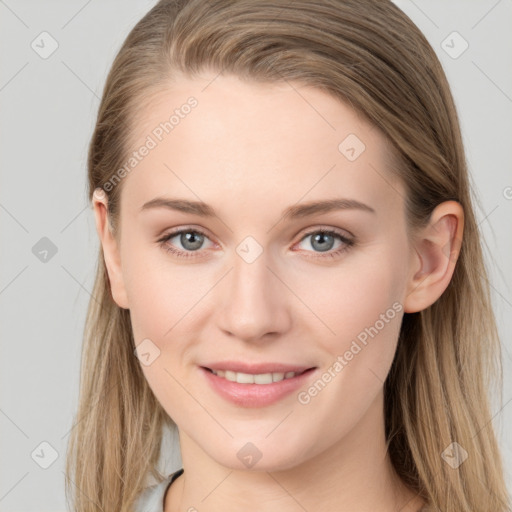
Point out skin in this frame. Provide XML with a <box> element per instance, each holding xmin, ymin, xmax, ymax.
<box><xmin>93</xmin><ymin>72</ymin><xmax>463</xmax><ymax>512</ymax></box>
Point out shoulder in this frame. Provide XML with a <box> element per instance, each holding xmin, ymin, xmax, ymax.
<box><xmin>133</xmin><ymin>469</ymin><xmax>184</xmax><ymax>512</ymax></box>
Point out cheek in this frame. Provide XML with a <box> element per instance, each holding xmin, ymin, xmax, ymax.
<box><xmin>121</xmin><ymin>241</ymin><xmax>205</xmax><ymax>416</ymax></box>
<box><xmin>289</xmin><ymin>244</ymin><xmax>408</xmax><ymax>410</ymax></box>
<box><xmin>287</xmin><ymin>254</ymin><xmax>406</xmax><ymax>446</ymax></box>
<box><xmin>294</xmin><ymin>246</ymin><xmax>407</xmax><ymax>346</ymax></box>
<box><xmin>120</xmin><ymin>234</ymin><xmax>201</xmax><ymax>342</ymax></box>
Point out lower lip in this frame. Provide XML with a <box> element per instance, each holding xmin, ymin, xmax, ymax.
<box><xmin>200</xmin><ymin>366</ymin><xmax>317</xmax><ymax>408</ymax></box>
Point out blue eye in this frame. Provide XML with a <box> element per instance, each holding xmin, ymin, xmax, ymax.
<box><xmin>157</xmin><ymin>227</ymin><xmax>355</xmax><ymax>260</ymax></box>
<box><xmin>158</xmin><ymin>228</ymin><xmax>213</xmax><ymax>259</ymax></box>
<box><xmin>296</xmin><ymin>229</ymin><xmax>354</xmax><ymax>259</ymax></box>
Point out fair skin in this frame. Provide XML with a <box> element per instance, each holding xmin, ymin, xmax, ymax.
<box><xmin>93</xmin><ymin>73</ymin><xmax>463</xmax><ymax>512</ymax></box>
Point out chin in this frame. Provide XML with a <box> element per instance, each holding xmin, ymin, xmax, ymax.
<box><xmin>203</xmin><ymin>436</ymin><xmax>311</xmax><ymax>473</ymax></box>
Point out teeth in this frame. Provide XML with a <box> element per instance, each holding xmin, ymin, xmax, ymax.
<box><xmin>211</xmin><ymin>369</ymin><xmax>299</xmax><ymax>384</ymax></box>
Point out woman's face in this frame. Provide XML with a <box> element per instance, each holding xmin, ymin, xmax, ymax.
<box><xmin>105</xmin><ymin>73</ymin><xmax>418</xmax><ymax>471</ymax></box>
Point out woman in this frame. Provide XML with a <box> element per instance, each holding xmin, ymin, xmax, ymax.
<box><xmin>65</xmin><ymin>1</ymin><xmax>511</xmax><ymax>511</ymax></box>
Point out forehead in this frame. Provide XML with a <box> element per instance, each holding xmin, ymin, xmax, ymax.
<box><xmin>121</xmin><ymin>72</ymin><xmax>404</xmax><ymax>219</ymax></box>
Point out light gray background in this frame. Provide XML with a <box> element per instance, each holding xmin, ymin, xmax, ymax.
<box><xmin>0</xmin><ymin>1</ymin><xmax>511</xmax><ymax>510</ymax></box>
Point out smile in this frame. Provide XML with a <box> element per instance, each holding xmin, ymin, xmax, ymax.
<box><xmin>208</xmin><ymin>368</ymin><xmax>303</xmax><ymax>384</ymax></box>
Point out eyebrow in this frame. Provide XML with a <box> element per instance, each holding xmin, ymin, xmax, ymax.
<box><xmin>140</xmin><ymin>197</ymin><xmax>376</xmax><ymax>219</ymax></box>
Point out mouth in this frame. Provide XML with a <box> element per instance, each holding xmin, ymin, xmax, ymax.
<box><xmin>201</xmin><ymin>366</ymin><xmax>313</xmax><ymax>384</ymax></box>
<box><xmin>199</xmin><ymin>364</ymin><xmax>318</xmax><ymax>407</ymax></box>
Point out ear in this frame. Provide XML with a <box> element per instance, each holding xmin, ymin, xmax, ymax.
<box><xmin>92</xmin><ymin>188</ymin><xmax>129</xmax><ymax>309</ymax></box>
<box><xmin>404</xmin><ymin>200</ymin><xmax>464</xmax><ymax>313</ymax></box>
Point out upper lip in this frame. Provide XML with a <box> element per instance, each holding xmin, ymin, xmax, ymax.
<box><xmin>202</xmin><ymin>361</ymin><xmax>316</xmax><ymax>374</ymax></box>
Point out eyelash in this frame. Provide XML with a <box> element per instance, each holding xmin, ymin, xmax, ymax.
<box><xmin>157</xmin><ymin>227</ymin><xmax>355</xmax><ymax>260</ymax></box>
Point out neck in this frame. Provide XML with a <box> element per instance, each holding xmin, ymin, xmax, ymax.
<box><xmin>165</xmin><ymin>391</ymin><xmax>425</xmax><ymax>512</ymax></box>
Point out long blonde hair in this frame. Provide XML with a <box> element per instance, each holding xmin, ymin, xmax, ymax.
<box><xmin>65</xmin><ymin>1</ymin><xmax>510</xmax><ymax>510</ymax></box>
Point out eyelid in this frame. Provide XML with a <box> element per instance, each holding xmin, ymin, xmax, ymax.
<box><xmin>294</xmin><ymin>224</ymin><xmax>355</xmax><ymax>244</ymax></box>
<box><xmin>158</xmin><ymin>225</ymin><xmax>217</xmax><ymax>244</ymax></box>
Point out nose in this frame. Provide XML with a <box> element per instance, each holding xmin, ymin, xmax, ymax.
<box><xmin>217</xmin><ymin>250</ymin><xmax>292</xmax><ymax>343</ymax></box>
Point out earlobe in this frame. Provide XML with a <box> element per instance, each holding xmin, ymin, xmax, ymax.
<box><xmin>404</xmin><ymin>200</ymin><xmax>464</xmax><ymax>313</ymax></box>
<box><xmin>92</xmin><ymin>188</ymin><xmax>129</xmax><ymax>309</ymax></box>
